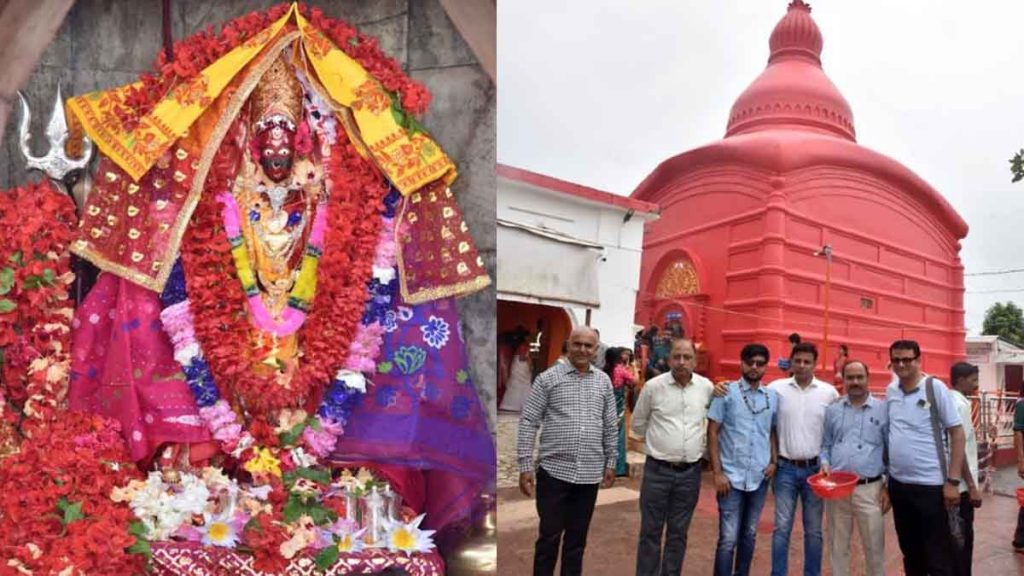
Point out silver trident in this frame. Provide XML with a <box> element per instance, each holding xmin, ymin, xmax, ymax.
<box><xmin>18</xmin><ymin>85</ymin><xmax>97</xmax><ymax>305</ymax></box>
<box><xmin>17</xmin><ymin>84</ymin><xmax>94</xmax><ymax>212</ymax></box>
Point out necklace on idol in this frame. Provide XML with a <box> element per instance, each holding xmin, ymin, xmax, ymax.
<box><xmin>250</xmin><ymin>189</ymin><xmax>310</xmax><ymax>264</ymax></box>
<box><xmin>219</xmin><ymin>160</ymin><xmax>328</xmax><ymax>341</ymax></box>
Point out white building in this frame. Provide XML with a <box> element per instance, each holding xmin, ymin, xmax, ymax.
<box><xmin>965</xmin><ymin>335</ymin><xmax>1024</xmax><ymax>395</ymax></box>
<box><xmin>496</xmin><ymin>164</ymin><xmax>659</xmax><ymax>353</ymax></box>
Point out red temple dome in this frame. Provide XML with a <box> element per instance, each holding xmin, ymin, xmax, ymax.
<box><xmin>726</xmin><ymin>0</ymin><xmax>856</xmax><ymax>141</ymax></box>
<box><xmin>632</xmin><ymin>1</ymin><xmax>968</xmax><ymax>390</ymax></box>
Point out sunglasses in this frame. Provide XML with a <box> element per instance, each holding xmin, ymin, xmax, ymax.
<box><xmin>743</xmin><ymin>360</ymin><xmax>768</xmax><ymax>368</ymax></box>
<box><xmin>889</xmin><ymin>357</ymin><xmax>918</xmax><ymax>366</ymax></box>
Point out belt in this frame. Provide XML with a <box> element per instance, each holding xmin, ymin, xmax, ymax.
<box><xmin>780</xmin><ymin>456</ymin><xmax>819</xmax><ymax>468</ymax></box>
<box><xmin>649</xmin><ymin>456</ymin><xmax>699</xmax><ymax>470</ymax></box>
<box><xmin>857</xmin><ymin>475</ymin><xmax>883</xmax><ymax>485</ymax></box>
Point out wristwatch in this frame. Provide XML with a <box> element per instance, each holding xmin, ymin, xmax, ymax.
<box><xmin>945</xmin><ymin>477</ymin><xmax>961</xmax><ymax>487</ymax></box>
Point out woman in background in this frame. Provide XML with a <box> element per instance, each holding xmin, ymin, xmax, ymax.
<box><xmin>605</xmin><ymin>347</ymin><xmax>636</xmax><ymax>476</ymax></box>
<box><xmin>499</xmin><ymin>339</ymin><xmax>533</xmax><ymax>412</ymax></box>
<box><xmin>833</xmin><ymin>343</ymin><xmax>849</xmax><ymax>395</ymax></box>
<box><xmin>622</xmin><ymin>348</ymin><xmax>641</xmax><ymax>412</ymax></box>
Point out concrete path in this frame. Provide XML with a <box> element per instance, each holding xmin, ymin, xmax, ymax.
<box><xmin>498</xmin><ymin>471</ymin><xmax>1024</xmax><ymax>575</ymax></box>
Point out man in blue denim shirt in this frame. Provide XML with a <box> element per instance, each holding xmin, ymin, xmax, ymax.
<box><xmin>708</xmin><ymin>343</ymin><xmax>779</xmax><ymax>576</ymax></box>
<box><xmin>820</xmin><ymin>360</ymin><xmax>889</xmax><ymax>576</ymax></box>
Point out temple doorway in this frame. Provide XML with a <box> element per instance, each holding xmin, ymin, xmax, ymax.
<box><xmin>496</xmin><ymin>300</ymin><xmax>573</xmax><ymax>410</ymax></box>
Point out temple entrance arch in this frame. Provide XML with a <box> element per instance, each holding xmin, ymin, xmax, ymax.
<box><xmin>646</xmin><ymin>249</ymin><xmax>709</xmax><ymax>342</ymax></box>
<box><xmin>654</xmin><ymin>256</ymin><xmax>701</xmax><ymax>300</ymax></box>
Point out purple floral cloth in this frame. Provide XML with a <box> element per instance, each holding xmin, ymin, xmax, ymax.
<box><xmin>329</xmin><ymin>297</ymin><xmax>495</xmax><ymax>530</ymax></box>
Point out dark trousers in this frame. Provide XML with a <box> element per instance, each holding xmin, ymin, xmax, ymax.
<box><xmin>636</xmin><ymin>457</ymin><xmax>702</xmax><ymax>576</ymax></box>
<box><xmin>889</xmin><ymin>478</ymin><xmax>955</xmax><ymax>576</ymax></box>
<box><xmin>1014</xmin><ymin>506</ymin><xmax>1024</xmax><ymax>548</ymax></box>
<box><xmin>952</xmin><ymin>492</ymin><xmax>975</xmax><ymax>576</ymax></box>
<box><xmin>533</xmin><ymin>467</ymin><xmax>600</xmax><ymax>576</ymax></box>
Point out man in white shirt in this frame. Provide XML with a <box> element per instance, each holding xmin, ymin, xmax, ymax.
<box><xmin>768</xmin><ymin>342</ymin><xmax>838</xmax><ymax>576</ymax></box>
<box><xmin>631</xmin><ymin>338</ymin><xmax>715</xmax><ymax>576</ymax></box>
<box><xmin>949</xmin><ymin>362</ymin><xmax>983</xmax><ymax>576</ymax></box>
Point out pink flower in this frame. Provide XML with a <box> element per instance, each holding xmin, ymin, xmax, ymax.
<box><xmin>302</xmin><ymin>425</ymin><xmax>339</xmax><ymax>458</ymax></box>
<box><xmin>317</xmin><ymin>417</ymin><xmax>344</xmax><ymax>437</ymax></box>
<box><xmin>212</xmin><ymin>423</ymin><xmax>242</xmax><ymax>443</ymax></box>
<box><xmin>200</xmin><ymin>400</ymin><xmax>243</xmax><ymax>445</ymax></box>
<box><xmin>159</xmin><ymin>302</ymin><xmax>197</xmax><ymax>349</ymax></box>
<box><xmin>279</xmin><ymin>450</ymin><xmax>296</xmax><ymax>473</ymax></box>
<box><xmin>343</xmin><ymin>323</ymin><xmax>384</xmax><ymax>373</ymax></box>
<box><xmin>372</xmin><ymin>218</ymin><xmax>397</xmax><ymax>269</ymax></box>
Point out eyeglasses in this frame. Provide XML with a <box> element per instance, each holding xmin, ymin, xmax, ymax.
<box><xmin>744</xmin><ymin>360</ymin><xmax>768</xmax><ymax>368</ymax></box>
<box><xmin>889</xmin><ymin>357</ymin><xmax>918</xmax><ymax>366</ymax></box>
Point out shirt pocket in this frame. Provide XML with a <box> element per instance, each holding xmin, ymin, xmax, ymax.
<box><xmin>864</xmin><ymin>414</ymin><xmax>885</xmax><ymax>447</ymax></box>
<box><xmin>582</xmin><ymin>387</ymin><xmax>606</xmax><ymax>423</ymax></box>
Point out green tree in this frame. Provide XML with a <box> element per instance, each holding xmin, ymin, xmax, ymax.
<box><xmin>1010</xmin><ymin>149</ymin><xmax>1024</xmax><ymax>182</ymax></box>
<box><xmin>982</xmin><ymin>301</ymin><xmax>1024</xmax><ymax>346</ymax></box>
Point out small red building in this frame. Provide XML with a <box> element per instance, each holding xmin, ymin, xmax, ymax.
<box><xmin>633</xmin><ymin>1</ymin><xmax>968</xmax><ymax>389</ymax></box>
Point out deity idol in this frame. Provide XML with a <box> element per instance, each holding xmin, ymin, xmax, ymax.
<box><xmin>66</xmin><ymin>4</ymin><xmax>493</xmax><ymax>532</ymax></box>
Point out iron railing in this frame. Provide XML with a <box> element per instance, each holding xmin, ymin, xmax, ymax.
<box><xmin>971</xmin><ymin>391</ymin><xmax>1019</xmax><ymax>494</ymax></box>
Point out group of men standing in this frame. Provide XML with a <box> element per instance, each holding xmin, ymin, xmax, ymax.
<box><xmin>517</xmin><ymin>327</ymin><xmax>982</xmax><ymax>576</ymax></box>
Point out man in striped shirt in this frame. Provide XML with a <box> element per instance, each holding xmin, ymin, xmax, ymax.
<box><xmin>517</xmin><ymin>326</ymin><xmax>617</xmax><ymax>576</ymax></box>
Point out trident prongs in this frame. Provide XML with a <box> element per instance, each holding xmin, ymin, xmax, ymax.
<box><xmin>17</xmin><ymin>84</ymin><xmax>94</xmax><ymax>208</ymax></box>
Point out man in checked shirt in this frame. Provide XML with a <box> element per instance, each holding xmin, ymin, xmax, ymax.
<box><xmin>517</xmin><ymin>325</ymin><xmax>618</xmax><ymax>576</ymax></box>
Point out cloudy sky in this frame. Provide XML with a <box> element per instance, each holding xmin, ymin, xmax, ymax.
<box><xmin>497</xmin><ymin>0</ymin><xmax>1024</xmax><ymax>336</ymax></box>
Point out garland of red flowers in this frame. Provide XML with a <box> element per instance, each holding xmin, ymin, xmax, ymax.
<box><xmin>0</xmin><ymin>184</ymin><xmax>147</xmax><ymax>574</ymax></box>
<box><xmin>0</xmin><ymin>412</ymin><xmax>145</xmax><ymax>575</ymax></box>
<box><xmin>0</xmin><ymin>180</ymin><xmax>77</xmax><ymax>442</ymax></box>
<box><xmin>115</xmin><ymin>3</ymin><xmax>429</xmax><ymax>133</ymax></box>
<box><xmin>180</xmin><ymin>118</ymin><xmax>386</xmax><ymax>425</ymax></box>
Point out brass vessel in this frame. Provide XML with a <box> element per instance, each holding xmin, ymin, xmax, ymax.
<box><xmin>445</xmin><ymin>493</ymin><xmax>497</xmax><ymax>575</ymax></box>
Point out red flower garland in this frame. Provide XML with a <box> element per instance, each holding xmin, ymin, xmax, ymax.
<box><xmin>0</xmin><ymin>184</ymin><xmax>146</xmax><ymax>574</ymax></box>
<box><xmin>0</xmin><ymin>412</ymin><xmax>145</xmax><ymax>575</ymax></box>
<box><xmin>181</xmin><ymin>118</ymin><xmax>386</xmax><ymax>419</ymax></box>
<box><xmin>0</xmin><ymin>180</ymin><xmax>77</xmax><ymax>438</ymax></box>
<box><xmin>114</xmin><ymin>3</ymin><xmax>430</xmax><ymax>133</ymax></box>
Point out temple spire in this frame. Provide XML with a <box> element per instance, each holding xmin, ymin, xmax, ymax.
<box><xmin>769</xmin><ymin>0</ymin><xmax>823</xmax><ymax>64</ymax></box>
<box><xmin>724</xmin><ymin>1</ymin><xmax>856</xmax><ymax>141</ymax></box>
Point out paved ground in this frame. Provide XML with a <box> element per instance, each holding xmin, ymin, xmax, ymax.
<box><xmin>499</xmin><ymin>413</ymin><xmax>1024</xmax><ymax>575</ymax></box>
<box><xmin>498</xmin><ymin>472</ymin><xmax>1024</xmax><ymax>575</ymax></box>
<box><xmin>991</xmin><ymin>461</ymin><xmax>1024</xmax><ymax>498</ymax></box>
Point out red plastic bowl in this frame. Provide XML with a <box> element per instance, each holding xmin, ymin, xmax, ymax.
<box><xmin>807</xmin><ymin>471</ymin><xmax>859</xmax><ymax>500</ymax></box>
<box><xmin>1017</xmin><ymin>487</ymin><xmax>1024</xmax><ymax>508</ymax></box>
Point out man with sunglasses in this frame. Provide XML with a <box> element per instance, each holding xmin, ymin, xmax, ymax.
<box><xmin>767</xmin><ymin>342</ymin><xmax>838</xmax><ymax>576</ymax></box>
<box><xmin>885</xmin><ymin>339</ymin><xmax>966</xmax><ymax>576</ymax></box>
<box><xmin>707</xmin><ymin>343</ymin><xmax>779</xmax><ymax>576</ymax></box>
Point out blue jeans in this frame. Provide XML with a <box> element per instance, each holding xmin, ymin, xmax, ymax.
<box><xmin>715</xmin><ymin>480</ymin><xmax>769</xmax><ymax>576</ymax></box>
<box><xmin>771</xmin><ymin>461</ymin><xmax>824</xmax><ymax>576</ymax></box>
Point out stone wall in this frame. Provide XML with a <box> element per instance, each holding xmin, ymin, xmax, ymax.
<box><xmin>0</xmin><ymin>0</ymin><xmax>497</xmax><ymax>431</ymax></box>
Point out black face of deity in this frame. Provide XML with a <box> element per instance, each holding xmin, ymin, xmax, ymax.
<box><xmin>256</xmin><ymin>123</ymin><xmax>296</xmax><ymax>183</ymax></box>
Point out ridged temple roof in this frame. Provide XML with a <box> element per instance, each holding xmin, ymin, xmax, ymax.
<box><xmin>726</xmin><ymin>1</ymin><xmax>856</xmax><ymax>141</ymax></box>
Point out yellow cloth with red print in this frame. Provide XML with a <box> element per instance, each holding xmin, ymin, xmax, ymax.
<box><xmin>66</xmin><ymin>3</ymin><xmax>488</xmax><ymax>299</ymax></box>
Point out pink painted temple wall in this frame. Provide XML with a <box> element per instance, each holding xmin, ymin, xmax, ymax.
<box><xmin>633</xmin><ymin>1</ymin><xmax>968</xmax><ymax>390</ymax></box>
